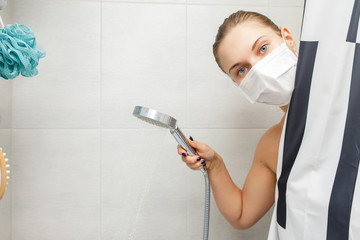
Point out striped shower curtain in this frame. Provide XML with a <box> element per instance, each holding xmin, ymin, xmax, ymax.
<box><xmin>268</xmin><ymin>0</ymin><xmax>360</xmax><ymax>239</ymax></box>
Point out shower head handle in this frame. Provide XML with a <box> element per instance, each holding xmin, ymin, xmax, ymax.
<box><xmin>170</xmin><ymin>127</ymin><xmax>196</xmax><ymax>155</ymax></box>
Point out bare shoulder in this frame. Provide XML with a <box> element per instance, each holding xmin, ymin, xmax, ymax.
<box><xmin>253</xmin><ymin>120</ymin><xmax>284</xmax><ymax>174</ymax></box>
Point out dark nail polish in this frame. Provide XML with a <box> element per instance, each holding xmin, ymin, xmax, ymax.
<box><xmin>197</xmin><ymin>157</ymin><xmax>201</xmax><ymax>161</ymax></box>
<box><xmin>203</xmin><ymin>163</ymin><xmax>206</xmax><ymax>167</ymax></box>
<box><xmin>201</xmin><ymin>160</ymin><xmax>205</xmax><ymax>164</ymax></box>
<box><xmin>182</xmin><ymin>153</ymin><xmax>187</xmax><ymax>157</ymax></box>
<box><xmin>190</xmin><ymin>136</ymin><xmax>193</xmax><ymax>141</ymax></box>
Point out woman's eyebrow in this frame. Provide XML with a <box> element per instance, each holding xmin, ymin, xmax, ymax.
<box><xmin>252</xmin><ymin>35</ymin><xmax>266</xmax><ymax>51</ymax></box>
<box><xmin>228</xmin><ymin>35</ymin><xmax>266</xmax><ymax>74</ymax></box>
<box><xmin>228</xmin><ymin>62</ymin><xmax>241</xmax><ymax>75</ymax></box>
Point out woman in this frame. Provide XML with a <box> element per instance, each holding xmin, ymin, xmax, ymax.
<box><xmin>177</xmin><ymin>11</ymin><xmax>298</xmax><ymax>230</ymax></box>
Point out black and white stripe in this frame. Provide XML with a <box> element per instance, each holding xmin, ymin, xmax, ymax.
<box><xmin>273</xmin><ymin>0</ymin><xmax>360</xmax><ymax>239</ymax></box>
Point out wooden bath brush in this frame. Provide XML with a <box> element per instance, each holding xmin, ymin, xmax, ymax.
<box><xmin>0</xmin><ymin>148</ymin><xmax>10</xmax><ymax>200</ymax></box>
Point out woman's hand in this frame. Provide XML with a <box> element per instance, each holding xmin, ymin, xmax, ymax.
<box><xmin>177</xmin><ymin>136</ymin><xmax>221</xmax><ymax>171</ymax></box>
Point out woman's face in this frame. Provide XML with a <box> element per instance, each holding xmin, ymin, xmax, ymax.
<box><xmin>217</xmin><ymin>20</ymin><xmax>296</xmax><ymax>86</ymax></box>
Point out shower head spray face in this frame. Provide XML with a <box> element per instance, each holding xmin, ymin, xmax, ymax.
<box><xmin>132</xmin><ymin>105</ymin><xmax>196</xmax><ymax>155</ymax></box>
<box><xmin>133</xmin><ymin>106</ymin><xmax>177</xmax><ymax>129</ymax></box>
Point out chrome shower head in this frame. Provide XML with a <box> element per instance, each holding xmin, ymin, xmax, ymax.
<box><xmin>133</xmin><ymin>106</ymin><xmax>177</xmax><ymax>130</ymax></box>
<box><xmin>132</xmin><ymin>105</ymin><xmax>196</xmax><ymax>155</ymax></box>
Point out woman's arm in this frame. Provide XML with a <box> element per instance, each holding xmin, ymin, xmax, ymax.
<box><xmin>178</xmin><ymin>125</ymin><xmax>279</xmax><ymax>229</ymax></box>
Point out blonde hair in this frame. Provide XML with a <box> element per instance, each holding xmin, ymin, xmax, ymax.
<box><xmin>213</xmin><ymin>10</ymin><xmax>281</xmax><ymax>72</ymax></box>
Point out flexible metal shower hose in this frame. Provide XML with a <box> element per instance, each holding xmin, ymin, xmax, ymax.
<box><xmin>201</xmin><ymin>168</ymin><xmax>210</xmax><ymax>240</ymax></box>
<box><xmin>171</xmin><ymin>127</ymin><xmax>210</xmax><ymax>240</ymax></box>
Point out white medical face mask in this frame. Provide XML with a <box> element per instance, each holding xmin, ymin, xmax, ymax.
<box><xmin>238</xmin><ymin>41</ymin><xmax>297</xmax><ymax>106</ymax></box>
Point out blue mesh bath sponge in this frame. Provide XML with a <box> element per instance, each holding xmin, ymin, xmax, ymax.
<box><xmin>0</xmin><ymin>23</ymin><xmax>45</xmax><ymax>79</ymax></box>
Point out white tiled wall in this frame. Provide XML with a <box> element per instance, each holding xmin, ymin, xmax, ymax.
<box><xmin>101</xmin><ymin>3</ymin><xmax>187</xmax><ymax>129</ymax></box>
<box><xmin>12</xmin><ymin>0</ymin><xmax>101</xmax><ymax>129</ymax></box>
<box><xmin>12</xmin><ymin>129</ymin><xmax>101</xmax><ymax>239</ymax></box>
<box><xmin>5</xmin><ymin>0</ymin><xmax>304</xmax><ymax>239</ymax></box>
<box><xmin>0</xmin><ymin>80</ymin><xmax>11</xmax><ymax>129</ymax></box>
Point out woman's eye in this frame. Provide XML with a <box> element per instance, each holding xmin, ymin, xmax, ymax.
<box><xmin>260</xmin><ymin>44</ymin><xmax>268</xmax><ymax>53</ymax></box>
<box><xmin>237</xmin><ymin>67</ymin><xmax>247</xmax><ymax>76</ymax></box>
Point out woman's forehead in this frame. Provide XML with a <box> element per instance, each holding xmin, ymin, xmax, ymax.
<box><xmin>223</xmin><ymin>21</ymin><xmax>277</xmax><ymax>48</ymax></box>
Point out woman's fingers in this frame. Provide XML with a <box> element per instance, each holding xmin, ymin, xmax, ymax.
<box><xmin>187</xmin><ymin>161</ymin><xmax>204</xmax><ymax>170</ymax></box>
<box><xmin>181</xmin><ymin>153</ymin><xmax>198</xmax><ymax>163</ymax></box>
<box><xmin>182</xmin><ymin>154</ymin><xmax>206</xmax><ymax>170</ymax></box>
<box><xmin>177</xmin><ymin>137</ymin><xmax>209</xmax><ymax>171</ymax></box>
<box><xmin>177</xmin><ymin>144</ymin><xmax>187</xmax><ymax>155</ymax></box>
<box><xmin>187</xmin><ymin>136</ymin><xmax>203</xmax><ymax>152</ymax></box>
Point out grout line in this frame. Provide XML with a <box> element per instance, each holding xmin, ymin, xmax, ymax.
<box><xmin>10</xmin><ymin>59</ymin><xmax>13</xmax><ymax>240</ymax></box>
<box><xmin>185</xmin><ymin>1</ymin><xmax>189</xmax><ymax>237</ymax></box>
<box><xmin>10</xmin><ymin>134</ymin><xmax>13</xmax><ymax>240</ymax></box>
<box><xmin>101</xmin><ymin>0</ymin><xmax>303</xmax><ymax>8</ymax></box>
<box><xmin>102</xmin><ymin>0</ymin><xmax>186</xmax><ymax>4</ymax></box>
<box><xmin>51</xmin><ymin>0</ymin><xmax>303</xmax><ymax>7</ymax></box>
<box><xmin>10</xmin><ymin>132</ymin><xmax>13</xmax><ymax>240</ymax></box>
<box><xmin>99</xmin><ymin>1</ymin><xmax>103</xmax><ymax>239</ymax></box>
<box><xmin>10</xmin><ymin>128</ymin><xmax>271</xmax><ymax>131</ymax></box>
<box><xmin>99</xmin><ymin>3</ymin><xmax>103</xmax><ymax>133</ymax></box>
<box><xmin>185</xmin><ymin>2</ymin><xmax>189</xmax><ymax>130</ymax></box>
